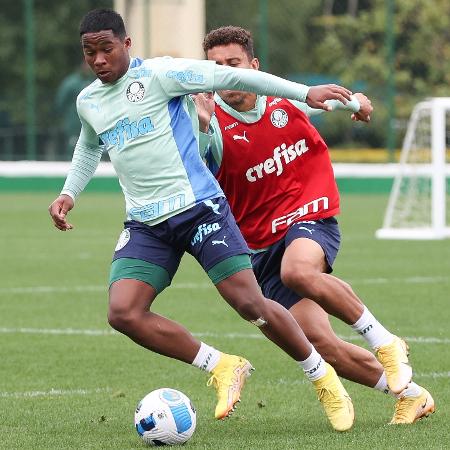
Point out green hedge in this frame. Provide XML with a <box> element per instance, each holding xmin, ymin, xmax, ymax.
<box><xmin>0</xmin><ymin>176</ymin><xmax>393</xmax><ymax>194</ymax></box>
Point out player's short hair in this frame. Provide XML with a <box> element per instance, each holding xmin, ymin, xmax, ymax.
<box><xmin>203</xmin><ymin>26</ymin><xmax>254</xmax><ymax>60</ymax></box>
<box><xmin>79</xmin><ymin>9</ymin><xmax>127</xmax><ymax>39</ymax></box>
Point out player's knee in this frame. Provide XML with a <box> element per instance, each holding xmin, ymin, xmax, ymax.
<box><xmin>107</xmin><ymin>302</ymin><xmax>135</xmax><ymax>333</ymax></box>
<box><xmin>234</xmin><ymin>296</ymin><xmax>266</xmax><ymax>321</ymax></box>
<box><xmin>340</xmin><ymin>279</ymin><xmax>354</xmax><ymax>294</ymax></box>
<box><xmin>281</xmin><ymin>264</ymin><xmax>313</xmax><ymax>291</ymax></box>
<box><xmin>107</xmin><ymin>308</ymin><xmax>126</xmax><ymax>332</ymax></box>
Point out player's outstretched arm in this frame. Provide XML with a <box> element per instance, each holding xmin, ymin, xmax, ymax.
<box><xmin>211</xmin><ymin>65</ymin><xmax>353</xmax><ymax>109</ymax></box>
<box><xmin>306</xmin><ymin>84</ymin><xmax>353</xmax><ymax>111</ymax></box>
<box><xmin>48</xmin><ymin>194</ymin><xmax>74</xmax><ymax>231</ymax></box>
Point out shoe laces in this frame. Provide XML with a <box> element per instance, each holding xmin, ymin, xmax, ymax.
<box><xmin>207</xmin><ymin>371</ymin><xmax>235</xmax><ymax>392</ymax></box>
<box><xmin>317</xmin><ymin>387</ymin><xmax>346</xmax><ymax>412</ymax></box>
<box><xmin>207</xmin><ymin>374</ymin><xmax>218</xmax><ymax>388</ymax></box>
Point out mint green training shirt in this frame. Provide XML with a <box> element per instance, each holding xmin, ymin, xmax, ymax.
<box><xmin>61</xmin><ymin>57</ymin><xmax>314</xmax><ymax>225</ymax></box>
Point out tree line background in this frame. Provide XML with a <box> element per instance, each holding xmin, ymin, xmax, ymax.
<box><xmin>1</xmin><ymin>0</ymin><xmax>449</xmax><ymax>160</ymax></box>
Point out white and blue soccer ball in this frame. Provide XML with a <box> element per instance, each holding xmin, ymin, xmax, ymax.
<box><xmin>134</xmin><ymin>388</ymin><xmax>197</xmax><ymax>446</ymax></box>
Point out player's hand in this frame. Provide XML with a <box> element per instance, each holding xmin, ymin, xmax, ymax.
<box><xmin>48</xmin><ymin>194</ymin><xmax>74</xmax><ymax>231</ymax></box>
<box><xmin>351</xmin><ymin>92</ymin><xmax>373</xmax><ymax>122</ymax></box>
<box><xmin>191</xmin><ymin>92</ymin><xmax>215</xmax><ymax>132</ymax></box>
<box><xmin>306</xmin><ymin>84</ymin><xmax>353</xmax><ymax>111</ymax></box>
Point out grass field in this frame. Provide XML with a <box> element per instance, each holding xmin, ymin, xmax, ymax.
<box><xmin>0</xmin><ymin>192</ymin><xmax>449</xmax><ymax>449</ymax></box>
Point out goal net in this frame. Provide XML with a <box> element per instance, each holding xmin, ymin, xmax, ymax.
<box><xmin>376</xmin><ymin>97</ymin><xmax>450</xmax><ymax>239</ymax></box>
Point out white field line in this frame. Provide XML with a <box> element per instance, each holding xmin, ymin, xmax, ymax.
<box><xmin>415</xmin><ymin>371</ymin><xmax>450</xmax><ymax>379</ymax></box>
<box><xmin>0</xmin><ymin>327</ymin><xmax>449</xmax><ymax>345</ymax></box>
<box><xmin>0</xmin><ymin>275</ymin><xmax>448</xmax><ymax>296</ymax></box>
<box><xmin>0</xmin><ymin>387</ymin><xmax>112</xmax><ymax>399</ymax></box>
<box><xmin>0</xmin><ymin>282</ymin><xmax>213</xmax><ymax>295</ymax></box>
<box><xmin>348</xmin><ymin>275</ymin><xmax>450</xmax><ymax>285</ymax></box>
<box><xmin>0</xmin><ymin>327</ymin><xmax>118</xmax><ymax>336</ymax></box>
<box><xmin>1</xmin><ymin>371</ymin><xmax>449</xmax><ymax>399</ymax></box>
<box><xmin>195</xmin><ymin>333</ymin><xmax>450</xmax><ymax>345</ymax></box>
<box><xmin>271</xmin><ymin>371</ymin><xmax>450</xmax><ymax>386</ymax></box>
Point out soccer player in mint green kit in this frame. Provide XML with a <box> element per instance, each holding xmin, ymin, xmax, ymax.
<box><xmin>49</xmin><ymin>8</ymin><xmax>359</xmax><ymax>430</ymax></box>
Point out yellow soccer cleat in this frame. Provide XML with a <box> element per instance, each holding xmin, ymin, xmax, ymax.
<box><xmin>207</xmin><ymin>353</ymin><xmax>254</xmax><ymax>420</ymax></box>
<box><xmin>312</xmin><ymin>363</ymin><xmax>354</xmax><ymax>432</ymax></box>
<box><xmin>390</xmin><ymin>387</ymin><xmax>435</xmax><ymax>424</ymax></box>
<box><xmin>375</xmin><ymin>336</ymin><xmax>412</xmax><ymax>394</ymax></box>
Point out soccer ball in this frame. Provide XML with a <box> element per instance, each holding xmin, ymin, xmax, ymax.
<box><xmin>134</xmin><ymin>388</ymin><xmax>197</xmax><ymax>446</ymax></box>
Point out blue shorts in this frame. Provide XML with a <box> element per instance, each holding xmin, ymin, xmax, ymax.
<box><xmin>111</xmin><ymin>197</ymin><xmax>250</xmax><ymax>291</ymax></box>
<box><xmin>251</xmin><ymin>217</ymin><xmax>341</xmax><ymax>310</ymax></box>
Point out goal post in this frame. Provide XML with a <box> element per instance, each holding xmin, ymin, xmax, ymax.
<box><xmin>376</xmin><ymin>97</ymin><xmax>450</xmax><ymax>240</ymax></box>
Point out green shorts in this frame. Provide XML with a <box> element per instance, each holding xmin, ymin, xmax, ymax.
<box><xmin>109</xmin><ymin>254</ymin><xmax>252</xmax><ymax>294</ymax></box>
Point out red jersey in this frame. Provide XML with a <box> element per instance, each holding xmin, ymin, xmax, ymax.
<box><xmin>214</xmin><ymin>97</ymin><xmax>340</xmax><ymax>249</ymax></box>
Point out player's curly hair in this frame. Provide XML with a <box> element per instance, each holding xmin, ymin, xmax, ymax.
<box><xmin>203</xmin><ymin>26</ymin><xmax>254</xmax><ymax>60</ymax></box>
<box><xmin>79</xmin><ymin>8</ymin><xmax>127</xmax><ymax>39</ymax></box>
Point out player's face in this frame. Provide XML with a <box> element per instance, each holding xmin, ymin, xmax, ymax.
<box><xmin>81</xmin><ymin>30</ymin><xmax>131</xmax><ymax>83</ymax></box>
<box><xmin>206</xmin><ymin>43</ymin><xmax>259</xmax><ymax>110</ymax></box>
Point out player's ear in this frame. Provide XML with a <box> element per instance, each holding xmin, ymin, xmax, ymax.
<box><xmin>124</xmin><ymin>36</ymin><xmax>132</xmax><ymax>50</ymax></box>
<box><xmin>251</xmin><ymin>58</ymin><xmax>260</xmax><ymax>70</ymax></box>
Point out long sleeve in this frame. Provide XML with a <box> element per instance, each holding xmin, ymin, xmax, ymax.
<box><xmin>60</xmin><ymin>142</ymin><xmax>103</xmax><ymax>199</ymax></box>
<box><xmin>213</xmin><ymin>64</ymin><xmax>310</xmax><ymax>103</ymax></box>
<box><xmin>60</xmin><ymin>109</ymin><xmax>103</xmax><ymax>200</ymax></box>
<box><xmin>154</xmin><ymin>58</ymin><xmax>310</xmax><ymax>102</ymax></box>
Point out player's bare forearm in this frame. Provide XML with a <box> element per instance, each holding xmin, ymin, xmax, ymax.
<box><xmin>306</xmin><ymin>84</ymin><xmax>353</xmax><ymax>111</ymax></box>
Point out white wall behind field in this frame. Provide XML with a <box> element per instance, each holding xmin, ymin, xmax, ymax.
<box><xmin>2</xmin><ymin>161</ymin><xmax>450</xmax><ymax>178</ymax></box>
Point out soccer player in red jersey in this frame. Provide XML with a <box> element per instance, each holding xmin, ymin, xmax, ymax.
<box><xmin>198</xmin><ymin>25</ymin><xmax>435</xmax><ymax>424</ymax></box>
